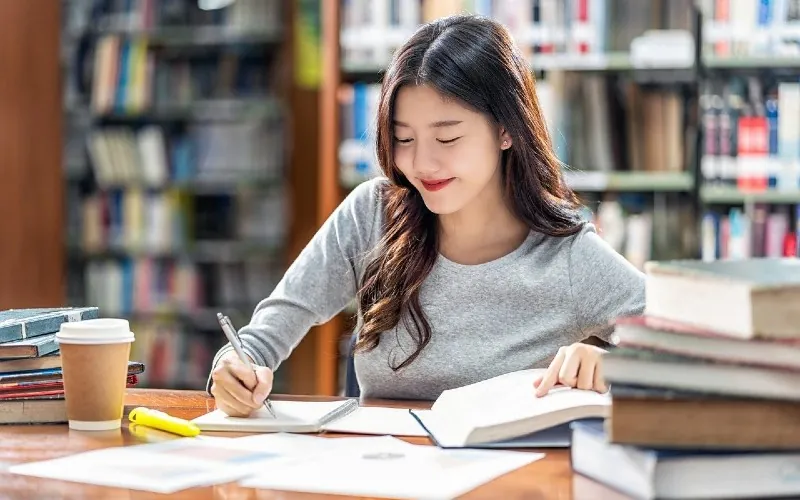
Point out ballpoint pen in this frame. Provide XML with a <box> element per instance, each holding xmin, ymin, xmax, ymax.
<box><xmin>216</xmin><ymin>312</ymin><xmax>277</xmax><ymax>418</ymax></box>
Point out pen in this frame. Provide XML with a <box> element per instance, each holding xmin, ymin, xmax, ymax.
<box><xmin>216</xmin><ymin>313</ymin><xmax>277</xmax><ymax>418</ymax></box>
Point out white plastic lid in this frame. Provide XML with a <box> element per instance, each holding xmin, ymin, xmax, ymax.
<box><xmin>55</xmin><ymin>318</ymin><xmax>135</xmax><ymax>345</ymax></box>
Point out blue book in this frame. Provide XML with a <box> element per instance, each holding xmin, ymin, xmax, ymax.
<box><xmin>0</xmin><ymin>307</ymin><xmax>99</xmax><ymax>344</ymax></box>
<box><xmin>571</xmin><ymin>421</ymin><xmax>800</xmax><ymax>499</ymax></box>
<box><xmin>0</xmin><ymin>334</ymin><xmax>59</xmax><ymax>359</ymax></box>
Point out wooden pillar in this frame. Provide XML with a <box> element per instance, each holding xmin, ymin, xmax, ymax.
<box><xmin>0</xmin><ymin>0</ymin><xmax>65</xmax><ymax>307</ymax></box>
<box><xmin>313</xmin><ymin>0</ymin><xmax>345</xmax><ymax>397</ymax></box>
<box><xmin>285</xmin><ymin>0</ymin><xmax>343</xmax><ymax>395</ymax></box>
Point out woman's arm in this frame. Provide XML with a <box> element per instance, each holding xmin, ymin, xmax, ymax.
<box><xmin>567</xmin><ymin>223</ymin><xmax>646</xmax><ymax>343</ymax></box>
<box><xmin>206</xmin><ymin>178</ymin><xmax>385</xmax><ymax>391</ymax></box>
<box><xmin>534</xmin><ymin>223</ymin><xmax>646</xmax><ymax>396</ymax></box>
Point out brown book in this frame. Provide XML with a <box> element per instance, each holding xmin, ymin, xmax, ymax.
<box><xmin>0</xmin><ymin>333</ymin><xmax>58</xmax><ymax>359</ymax></box>
<box><xmin>0</xmin><ymin>355</ymin><xmax>61</xmax><ymax>374</ymax></box>
<box><xmin>0</xmin><ymin>398</ymin><xmax>66</xmax><ymax>425</ymax></box>
<box><xmin>608</xmin><ymin>394</ymin><xmax>800</xmax><ymax>450</ymax></box>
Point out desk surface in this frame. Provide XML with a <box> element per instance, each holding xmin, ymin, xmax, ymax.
<box><xmin>0</xmin><ymin>389</ymin><xmax>625</xmax><ymax>499</ymax></box>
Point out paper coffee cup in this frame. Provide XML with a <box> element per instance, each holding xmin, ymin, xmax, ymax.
<box><xmin>56</xmin><ymin>318</ymin><xmax>135</xmax><ymax>431</ymax></box>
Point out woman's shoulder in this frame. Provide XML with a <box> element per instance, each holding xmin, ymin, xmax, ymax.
<box><xmin>346</xmin><ymin>176</ymin><xmax>390</xmax><ymax>205</ymax></box>
<box><xmin>530</xmin><ymin>220</ymin><xmax>597</xmax><ymax>253</ymax></box>
<box><xmin>339</xmin><ymin>176</ymin><xmax>389</xmax><ymax>222</ymax></box>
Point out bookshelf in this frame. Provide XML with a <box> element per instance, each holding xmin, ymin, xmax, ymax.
<box><xmin>60</xmin><ymin>0</ymin><xmax>294</xmax><ymax>392</ymax></box>
<box><xmin>696</xmin><ymin>0</ymin><xmax>800</xmax><ymax>261</ymax></box>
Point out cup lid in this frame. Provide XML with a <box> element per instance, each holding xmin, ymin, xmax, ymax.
<box><xmin>56</xmin><ymin>318</ymin><xmax>135</xmax><ymax>344</ymax></box>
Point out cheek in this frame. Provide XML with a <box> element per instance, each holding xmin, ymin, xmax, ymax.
<box><xmin>448</xmin><ymin>145</ymin><xmax>498</xmax><ymax>183</ymax></box>
<box><xmin>393</xmin><ymin>147</ymin><xmax>413</xmax><ymax>173</ymax></box>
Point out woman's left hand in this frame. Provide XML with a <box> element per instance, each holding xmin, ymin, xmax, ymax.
<box><xmin>533</xmin><ymin>342</ymin><xmax>608</xmax><ymax>397</ymax></box>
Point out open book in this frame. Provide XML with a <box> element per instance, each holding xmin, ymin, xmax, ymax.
<box><xmin>410</xmin><ymin>369</ymin><xmax>610</xmax><ymax>448</ymax></box>
<box><xmin>191</xmin><ymin>399</ymin><xmax>360</xmax><ymax>433</ymax></box>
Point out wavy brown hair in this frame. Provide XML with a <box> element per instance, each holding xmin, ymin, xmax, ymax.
<box><xmin>355</xmin><ymin>15</ymin><xmax>585</xmax><ymax>370</ymax></box>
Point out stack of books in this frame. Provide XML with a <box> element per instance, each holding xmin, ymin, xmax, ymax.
<box><xmin>571</xmin><ymin>258</ymin><xmax>800</xmax><ymax>500</ymax></box>
<box><xmin>0</xmin><ymin>308</ymin><xmax>144</xmax><ymax>424</ymax></box>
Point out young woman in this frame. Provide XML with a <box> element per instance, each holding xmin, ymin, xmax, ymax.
<box><xmin>209</xmin><ymin>14</ymin><xmax>645</xmax><ymax>417</ymax></box>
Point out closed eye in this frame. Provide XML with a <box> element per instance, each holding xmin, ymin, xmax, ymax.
<box><xmin>394</xmin><ymin>137</ymin><xmax>413</xmax><ymax>144</ymax></box>
<box><xmin>437</xmin><ymin>137</ymin><xmax>462</xmax><ymax>144</ymax></box>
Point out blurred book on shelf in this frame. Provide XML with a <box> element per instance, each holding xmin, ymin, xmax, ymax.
<box><xmin>340</xmin><ymin>0</ymin><xmax>694</xmax><ymax>70</ymax></box>
<box><xmin>64</xmin><ymin>0</ymin><xmax>282</xmax><ymax>36</ymax></box>
<box><xmin>61</xmin><ymin>0</ymin><xmax>289</xmax><ymax>391</ymax></box>
<box><xmin>699</xmin><ymin>0</ymin><xmax>800</xmax><ymax>59</ymax></box>
<box><xmin>539</xmin><ymin>73</ymin><xmax>690</xmax><ymax>175</ymax></box>
<box><xmin>700</xmin><ymin>76</ymin><xmax>799</xmax><ymax>191</ymax></box>
<box><xmin>701</xmin><ymin>203</ymin><xmax>800</xmax><ymax>260</ymax></box>
<box><xmin>583</xmin><ymin>195</ymin><xmax>698</xmax><ymax>270</ymax></box>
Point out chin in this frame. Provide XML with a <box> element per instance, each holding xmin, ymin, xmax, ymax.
<box><xmin>418</xmin><ymin>192</ymin><xmax>463</xmax><ymax>215</ymax></box>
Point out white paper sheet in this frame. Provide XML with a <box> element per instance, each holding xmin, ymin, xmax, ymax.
<box><xmin>8</xmin><ymin>437</ymin><xmax>286</xmax><ymax>494</ymax></box>
<box><xmin>10</xmin><ymin>433</ymin><xmax>419</xmax><ymax>494</ymax></box>
<box><xmin>322</xmin><ymin>406</ymin><xmax>428</xmax><ymax>437</ymax></box>
<box><xmin>230</xmin><ymin>433</ymin><xmax>419</xmax><ymax>456</ymax></box>
<box><xmin>240</xmin><ymin>439</ymin><xmax>544</xmax><ymax>499</ymax></box>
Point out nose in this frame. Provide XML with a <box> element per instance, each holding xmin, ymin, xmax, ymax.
<box><xmin>411</xmin><ymin>142</ymin><xmax>440</xmax><ymax>176</ymax></box>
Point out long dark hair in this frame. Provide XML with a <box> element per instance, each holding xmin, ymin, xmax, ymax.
<box><xmin>355</xmin><ymin>15</ymin><xmax>585</xmax><ymax>370</ymax></box>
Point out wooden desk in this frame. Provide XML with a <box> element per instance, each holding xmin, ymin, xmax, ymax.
<box><xmin>0</xmin><ymin>389</ymin><xmax>625</xmax><ymax>499</ymax></box>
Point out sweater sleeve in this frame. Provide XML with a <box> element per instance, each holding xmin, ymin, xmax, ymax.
<box><xmin>206</xmin><ymin>178</ymin><xmax>385</xmax><ymax>393</ymax></box>
<box><xmin>567</xmin><ymin>223</ymin><xmax>646</xmax><ymax>343</ymax></box>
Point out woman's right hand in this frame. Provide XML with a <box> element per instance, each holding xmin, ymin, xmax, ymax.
<box><xmin>210</xmin><ymin>350</ymin><xmax>274</xmax><ymax>417</ymax></box>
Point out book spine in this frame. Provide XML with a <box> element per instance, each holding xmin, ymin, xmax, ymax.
<box><xmin>0</xmin><ymin>325</ymin><xmax>24</xmax><ymax>344</ymax></box>
<box><xmin>23</xmin><ymin>308</ymin><xmax>100</xmax><ymax>340</ymax></box>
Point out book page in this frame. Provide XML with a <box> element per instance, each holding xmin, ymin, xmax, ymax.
<box><xmin>431</xmin><ymin>369</ymin><xmax>611</xmax><ymax>428</ymax></box>
<box><xmin>192</xmin><ymin>400</ymin><xmax>355</xmax><ymax>431</ymax></box>
<box><xmin>323</xmin><ymin>406</ymin><xmax>428</xmax><ymax>437</ymax></box>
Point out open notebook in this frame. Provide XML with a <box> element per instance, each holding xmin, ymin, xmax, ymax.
<box><xmin>410</xmin><ymin>369</ymin><xmax>611</xmax><ymax>448</ymax></box>
<box><xmin>192</xmin><ymin>399</ymin><xmax>360</xmax><ymax>433</ymax></box>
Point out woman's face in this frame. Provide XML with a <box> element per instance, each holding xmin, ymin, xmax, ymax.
<box><xmin>392</xmin><ymin>84</ymin><xmax>512</xmax><ymax>215</ymax></box>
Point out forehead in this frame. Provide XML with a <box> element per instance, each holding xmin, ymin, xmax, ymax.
<box><xmin>393</xmin><ymin>84</ymin><xmax>476</xmax><ymax>123</ymax></box>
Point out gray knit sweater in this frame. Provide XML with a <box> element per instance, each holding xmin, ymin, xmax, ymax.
<box><xmin>209</xmin><ymin>177</ymin><xmax>646</xmax><ymax>400</ymax></box>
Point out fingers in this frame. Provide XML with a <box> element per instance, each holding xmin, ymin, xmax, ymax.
<box><xmin>536</xmin><ymin>344</ymin><xmax>608</xmax><ymax>397</ymax></box>
<box><xmin>576</xmin><ymin>359</ymin><xmax>595</xmax><ymax>391</ymax></box>
<box><xmin>210</xmin><ymin>382</ymin><xmax>252</xmax><ymax>417</ymax></box>
<box><xmin>252</xmin><ymin>367</ymin><xmax>274</xmax><ymax>405</ymax></box>
<box><xmin>212</xmin><ymin>364</ymin><xmax>260</xmax><ymax>410</ymax></box>
<box><xmin>535</xmin><ymin>347</ymin><xmax>566</xmax><ymax>397</ymax></box>
<box><xmin>594</xmin><ymin>358</ymin><xmax>608</xmax><ymax>393</ymax></box>
<box><xmin>225</xmin><ymin>357</ymin><xmax>258</xmax><ymax>390</ymax></box>
<box><xmin>210</xmin><ymin>354</ymin><xmax>266</xmax><ymax>417</ymax></box>
<box><xmin>558</xmin><ymin>348</ymin><xmax>582</xmax><ymax>388</ymax></box>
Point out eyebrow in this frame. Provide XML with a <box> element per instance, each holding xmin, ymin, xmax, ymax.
<box><xmin>393</xmin><ymin>120</ymin><xmax>463</xmax><ymax>128</ymax></box>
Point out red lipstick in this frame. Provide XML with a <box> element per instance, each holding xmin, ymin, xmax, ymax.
<box><xmin>420</xmin><ymin>178</ymin><xmax>454</xmax><ymax>192</ymax></box>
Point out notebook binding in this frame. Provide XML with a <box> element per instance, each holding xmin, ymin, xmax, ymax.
<box><xmin>319</xmin><ymin>398</ymin><xmax>359</xmax><ymax>426</ymax></box>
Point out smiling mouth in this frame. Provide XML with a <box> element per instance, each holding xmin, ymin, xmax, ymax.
<box><xmin>420</xmin><ymin>178</ymin><xmax>454</xmax><ymax>192</ymax></box>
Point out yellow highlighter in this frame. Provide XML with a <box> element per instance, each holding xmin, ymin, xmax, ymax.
<box><xmin>128</xmin><ymin>407</ymin><xmax>201</xmax><ymax>437</ymax></box>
